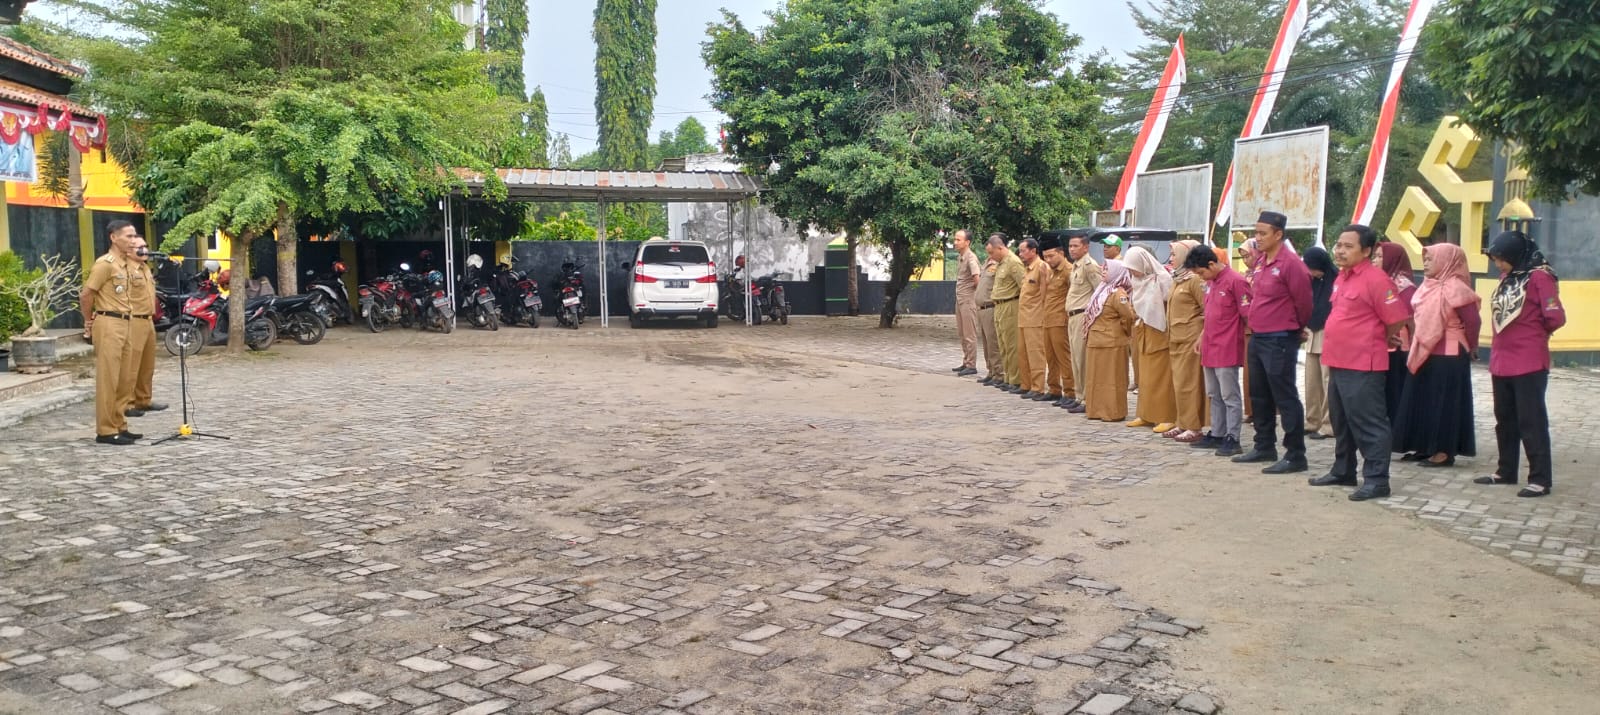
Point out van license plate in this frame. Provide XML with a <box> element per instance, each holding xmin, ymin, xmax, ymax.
<box><xmin>666</xmin><ymin>280</ymin><xmax>689</xmax><ymax>289</ymax></box>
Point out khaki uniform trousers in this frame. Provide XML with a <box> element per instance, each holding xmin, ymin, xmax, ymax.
<box><xmin>1304</xmin><ymin>350</ymin><xmax>1332</xmax><ymax>436</ymax></box>
<box><xmin>120</xmin><ymin>318</ymin><xmax>156</xmax><ymax>412</ymax></box>
<box><xmin>993</xmin><ymin>300</ymin><xmax>1020</xmax><ymax>385</ymax></box>
<box><xmin>1018</xmin><ymin>327</ymin><xmax>1048</xmax><ymax>393</ymax></box>
<box><xmin>1068</xmin><ymin>314</ymin><xmax>1089</xmax><ymax>399</ymax></box>
<box><xmin>1045</xmin><ymin>325</ymin><xmax>1074</xmax><ymax>398</ymax></box>
<box><xmin>977</xmin><ymin>306</ymin><xmax>1001</xmax><ymax>379</ymax></box>
<box><xmin>955</xmin><ymin>299</ymin><xmax>979</xmax><ymax>369</ymax></box>
<box><xmin>92</xmin><ymin>317</ymin><xmax>135</xmax><ymax>437</ymax></box>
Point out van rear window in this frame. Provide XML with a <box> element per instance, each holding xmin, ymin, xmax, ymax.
<box><xmin>641</xmin><ymin>244</ymin><xmax>709</xmax><ymax>264</ymax></box>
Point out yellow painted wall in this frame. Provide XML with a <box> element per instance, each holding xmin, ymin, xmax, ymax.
<box><xmin>1475</xmin><ymin>277</ymin><xmax>1600</xmax><ymax>353</ymax></box>
<box><xmin>5</xmin><ymin>136</ymin><xmax>141</xmax><ymax>212</ymax></box>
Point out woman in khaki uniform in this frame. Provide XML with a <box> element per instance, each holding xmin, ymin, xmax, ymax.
<box><xmin>1081</xmin><ymin>260</ymin><xmax>1137</xmax><ymax>421</ymax></box>
<box><xmin>1164</xmin><ymin>240</ymin><xmax>1209</xmax><ymax>442</ymax></box>
<box><xmin>1123</xmin><ymin>246</ymin><xmax>1176</xmax><ymax>432</ymax></box>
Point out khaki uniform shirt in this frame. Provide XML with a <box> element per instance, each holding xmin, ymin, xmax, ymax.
<box><xmin>976</xmin><ymin>258</ymin><xmax>999</xmax><ymax>307</ymax></box>
<box><xmin>955</xmin><ymin>250</ymin><xmax>982</xmax><ymax>304</ymax></box>
<box><xmin>1043</xmin><ymin>261</ymin><xmax>1071</xmax><ymax>328</ymax></box>
<box><xmin>1017</xmin><ymin>259</ymin><xmax>1051</xmax><ymax>328</ymax></box>
<box><xmin>84</xmin><ymin>252</ymin><xmax>153</xmax><ymax>316</ymax></box>
<box><xmin>1166</xmin><ymin>273</ymin><xmax>1206</xmax><ymax>346</ymax></box>
<box><xmin>990</xmin><ymin>252</ymin><xmax>1025</xmax><ymax>302</ymax></box>
<box><xmin>1088</xmin><ymin>289</ymin><xmax>1137</xmax><ymax>348</ymax></box>
<box><xmin>1065</xmin><ymin>255</ymin><xmax>1101</xmax><ymax>312</ymax></box>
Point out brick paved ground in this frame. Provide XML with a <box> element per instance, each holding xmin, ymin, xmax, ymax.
<box><xmin>0</xmin><ymin>316</ymin><xmax>1595</xmax><ymax>714</ymax></box>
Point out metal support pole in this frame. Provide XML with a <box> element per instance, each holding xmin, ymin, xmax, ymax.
<box><xmin>741</xmin><ymin>201</ymin><xmax>752</xmax><ymax>325</ymax></box>
<box><xmin>443</xmin><ymin>198</ymin><xmax>456</xmax><ymax>324</ymax></box>
<box><xmin>597</xmin><ymin>198</ymin><xmax>608</xmax><ymax>328</ymax></box>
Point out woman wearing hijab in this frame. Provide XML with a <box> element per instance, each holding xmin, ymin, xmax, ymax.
<box><xmin>1393</xmin><ymin>243</ymin><xmax>1480</xmax><ymax>467</ymax></box>
<box><xmin>1081</xmin><ymin>260</ymin><xmax>1138</xmax><ymax>421</ymax></box>
<box><xmin>1378</xmin><ymin>242</ymin><xmax>1418</xmax><ymax>431</ymax></box>
<box><xmin>1165</xmin><ymin>240</ymin><xmax>1209</xmax><ymax>442</ymax></box>
<box><xmin>1237</xmin><ymin>236</ymin><xmax>1265</xmax><ymax>421</ymax></box>
<box><xmin>1301</xmin><ymin>246</ymin><xmax>1338</xmax><ymax>440</ymax></box>
<box><xmin>1475</xmin><ymin>231</ymin><xmax>1565</xmax><ymax>497</ymax></box>
<box><xmin>1123</xmin><ymin>246</ymin><xmax>1177</xmax><ymax>432</ymax></box>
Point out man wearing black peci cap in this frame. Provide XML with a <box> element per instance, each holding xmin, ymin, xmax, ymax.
<box><xmin>1233</xmin><ymin>210</ymin><xmax>1314</xmax><ymax>474</ymax></box>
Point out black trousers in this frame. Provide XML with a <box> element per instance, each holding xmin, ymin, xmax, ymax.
<box><xmin>1492</xmin><ymin>370</ymin><xmax>1553</xmax><ymax>488</ymax></box>
<box><xmin>1248</xmin><ymin>333</ymin><xmax>1306</xmax><ymax>459</ymax></box>
<box><xmin>1328</xmin><ymin>368</ymin><xmax>1391</xmax><ymax>482</ymax></box>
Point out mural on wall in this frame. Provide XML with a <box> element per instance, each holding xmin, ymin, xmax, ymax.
<box><xmin>0</xmin><ymin>127</ymin><xmax>35</xmax><ymax>183</ymax></box>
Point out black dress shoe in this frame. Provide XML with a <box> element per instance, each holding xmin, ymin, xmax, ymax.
<box><xmin>124</xmin><ymin>407</ymin><xmax>146</xmax><ymax>417</ymax></box>
<box><xmin>978</xmin><ymin>377</ymin><xmax>996</xmax><ymax>386</ymax></box>
<box><xmin>1213</xmin><ymin>437</ymin><xmax>1243</xmax><ymax>457</ymax></box>
<box><xmin>956</xmin><ymin>367</ymin><xmax>977</xmax><ymax>377</ymax></box>
<box><xmin>1306</xmin><ymin>432</ymin><xmax>1331</xmax><ymax>440</ymax></box>
<box><xmin>1416</xmin><ymin>456</ymin><xmax>1456</xmax><ymax>468</ymax></box>
<box><xmin>1399</xmin><ymin>452</ymin><xmax>1424</xmax><ymax>462</ymax></box>
<box><xmin>1032</xmin><ymin>392</ymin><xmax>1054</xmax><ymax>401</ymax></box>
<box><xmin>1066</xmin><ymin>403</ymin><xmax>1086</xmax><ymax>414</ymax></box>
<box><xmin>1231</xmin><ymin>448</ymin><xmax>1278</xmax><ymax>464</ymax></box>
<box><xmin>1019</xmin><ymin>391</ymin><xmax>1039</xmax><ymax>399</ymax></box>
<box><xmin>95</xmin><ymin>433</ymin><xmax>135</xmax><ymax>446</ymax></box>
<box><xmin>1262</xmin><ymin>458</ymin><xmax>1308</xmax><ymax>474</ymax></box>
<box><xmin>1308</xmin><ymin>473</ymin><xmax>1358</xmax><ymax>487</ymax></box>
<box><xmin>1349</xmin><ymin>482</ymin><xmax>1392</xmax><ymax>501</ymax></box>
<box><xmin>1191</xmin><ymin>434</ymin><xmax>1220</xmax><ymax>449</ymax></box>
<box><xmin>951</xmin><ymin>365</ymin><xmax>966</xmax><ymax>372</ymax></box>
<box><xmin>1003</xmin><ymin>385</ymin><xmax>1023</xmax><ymax>393</ymax></box>
<box><xmin>119</xmin><ymin>430</ymin><xmax>143</xmax><ymax>440</ymax></box>
<box><xmin>140</xmin><ymin>402</ymin><xmax>169</xmax><ymax>412</ymax></box>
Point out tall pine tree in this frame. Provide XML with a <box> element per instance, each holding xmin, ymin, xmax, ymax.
<box><xmin>528</xmin><ymin>86</ymin><xmax>549</xmax><ymax>166</ymax></box>
<box><xmin>593</xmin><ymin>0</ymin><xmax>656</xmax><ymax>169</ymax></box>
<box><xmin>484</xmin><ymin>0</ymin><xmax>547</xmax><ymax>167</ymax></box>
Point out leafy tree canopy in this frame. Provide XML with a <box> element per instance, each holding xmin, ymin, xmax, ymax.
<box><xmin>1427</xmin><ymin>0</ymin><xmax>1600</xmax><ymax>198</ymax></box>
<box><xmin>594</xmin><ymin>0</ymin><xmax>657</xmax><ymax>169</ymax></box>
<box><xmin>705</xmin><ymin>0</ymin><xmax>1103</xmax><ymax>326</ymax></box>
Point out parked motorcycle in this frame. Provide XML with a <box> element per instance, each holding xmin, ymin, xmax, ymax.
<box><xmin>303</xmin><ymin>261</ymin><xmax>353</xmax><ymax>326</ymax></box>
<box><xmin>553</xmin><ymin>262</ymin><xmax>586</xmax><ymax>329</ymax></box>
<box><xmin>753</xmin><ymin>272</ymin><xmax>791</xmax><ymax>325</ymax></box>
<box><xmin>267</xmin><ymin>293</ymin><xmax>328</xmax><ymax>345</ymax></box>
<box><xmin>163</xmin><ymin>289</ymin><xmax>276</xmax><ymax>357</ymax></box>
<box><xmin>457</xmin><ymin>254</ymin><xmax>499</xmax><ymax>331</ymax></box>
<box><xmin>719</xmin><ymin>271</ymin><xmax>760</xmax><ymax>325</ymax></box>
<box><xmin>154</xmin><ymin>269</ymin><xmax>212</xmax><ymax>333</ymax></box>
<box><xmin>358</xmin><ymin>265</ymin><xmax>416</xmax><ymax>333</ymax></box>
<box><xmin>411</xmin><ymin>268</ymin><xmax>454</xmax><ymax>333</ymax></box>
<box><xmin>490</xmin><ymin>256</ymin><xmax>541</xmax><ymax>328</ymax></box>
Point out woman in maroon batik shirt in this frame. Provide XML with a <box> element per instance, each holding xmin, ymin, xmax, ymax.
<box><xmin>1475</xmin><ymin>231</ymin><xmax>1565</xmax><ymax>497</ymax></box>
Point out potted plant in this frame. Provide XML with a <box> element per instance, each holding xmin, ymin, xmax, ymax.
<box><xmin>0</xmin><ymin>254</ymin><xmax>80</xmax><ymax>374</ymax></box>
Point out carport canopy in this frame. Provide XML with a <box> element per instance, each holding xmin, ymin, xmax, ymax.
<box><xmin>444</xmin><ymin>167</ymin><xmax>766</xmax><ymax>327</ymax></box>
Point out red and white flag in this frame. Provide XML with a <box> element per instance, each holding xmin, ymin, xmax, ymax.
<box><xmin>1113</xmin><ymin>34</ymin><xmax>1187</xmax><ymax>212</ymax></box>
<box><xmin>1213</xmin><ymin>0</ymin><xmax>1311</xmax><ymax>233</ymax></box>
<box><xmin>1350</xmin><ymin>0</ymin><xmax>1436</xmax><ymax>225</ymax></box>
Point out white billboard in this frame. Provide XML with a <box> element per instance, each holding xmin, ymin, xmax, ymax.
<box><xmin>1230</xmin><ymin>126</ymin><xmax>1329</xmax><ymax>242</ymax></box>
<box><xmin>1134</xmin><ymin>163</ymin><xmax>1213</xmax><ymax>235</ymax></box>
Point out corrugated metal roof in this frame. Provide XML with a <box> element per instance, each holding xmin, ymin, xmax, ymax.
<box><xmin>455</xmin><ymin>167</ymin><xmax>763</xmax><ymax>202</ymax></box>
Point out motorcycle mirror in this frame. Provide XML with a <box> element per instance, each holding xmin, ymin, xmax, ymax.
<box><xmin>304</xmin><ymin>269</ymin><xmax>314</xmax><ymax>276</ymax></box>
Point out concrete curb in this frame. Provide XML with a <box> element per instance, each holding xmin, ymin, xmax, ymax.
<box><xmin>0</xmin><ymin>382</ymin><xmax>92</xmax><ymax>430</ymax></box>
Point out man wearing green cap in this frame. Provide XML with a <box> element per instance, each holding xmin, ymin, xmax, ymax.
<box><xmin>1102</xmin><ymin>234</ymin><xmax>1124</xmax><ymax>261</ymax></box>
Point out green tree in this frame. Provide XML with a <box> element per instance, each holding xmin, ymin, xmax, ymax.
<box><xmin>527</xmin><ymin>86</ymin><xmax>550</xmax><ymax>166</ymax></box>
<box><xmin>653</xmin><ymin>116</ymin><xmax>715</xmax><ymax>165</ymax></box>
<box><xmin>593</xmin><ymin>0</ymin><xmax>656</xmax><ymax>169</ymax></box>
<box><xmin>1426</xmin><ymin>0</ymin><xmax>1600</xmax><ymax>199</ymax></box>
<box><xmin>61</xmin><ymin>0</ymin><xmax>510</xmax><ymax>351</ymax></box>
<box><xmin>706</xmin><ymin>0</ymin><xmax>1102</xmax><ymax>327</ymax></box>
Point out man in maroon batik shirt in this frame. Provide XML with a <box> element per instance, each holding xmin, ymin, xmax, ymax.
<box><xmin>1232</xmin><ymin>211</ymin><xmax>1314</xmax><ymax>475</ymax></box>
<box><xmin>1310</xmin><ymin>225</ymin><xmax>1413</xmax><ymax>502</ymax></box>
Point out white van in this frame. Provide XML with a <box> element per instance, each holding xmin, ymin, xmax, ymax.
<box><xmin>625</xmin><ymin>239</ymin><xmax>719</xmax><ymax>328</ymax></box>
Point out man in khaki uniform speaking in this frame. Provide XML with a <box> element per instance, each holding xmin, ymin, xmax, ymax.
<box><xmin>1063</xmin><ymin>234</ymin><xmax>1101</xmax><ymax>413</ymax></box>
<box><xmin>950</xmin><ymin>229</ymin><xmax>981</xmax><ymax>377</ymax></box>
<box><xmin>80</xmin><ymin>220</ymin><xmax>152</xmax><ymax>445</ymax></box>
<box><xmin>1039</xmin><ymin>235</ymin><xmax>1074</xmax><ymax>406</ymax></box>
<box><xmin>1015</xmin><ymin>237</ymin><xmax>1052</xmax><ymax>401</ymax></box>
<box><xmin>985</xmin><ymin>234</ymin><xmax>1025</xmax><ymax>392</ymax></box>
<box><xmin>975</xmin><ymin>252</ymin><xmax>1003</xmax><ymax>385</ymax></box>
<box><xmin>124</xmin><ymin>236</ymin><xmax>167</xmax><ymax>418</ymax></box>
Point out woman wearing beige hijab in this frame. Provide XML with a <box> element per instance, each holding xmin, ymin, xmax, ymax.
<box><xmin>1165</xmin><ymin>240</ymin><xmax>1209</xmax><ymax>441</ymax></box>
<box><xmin>1123</xmin><ymin>246</ymin><xmax>1177</xmax><ymax>432</ymax></box>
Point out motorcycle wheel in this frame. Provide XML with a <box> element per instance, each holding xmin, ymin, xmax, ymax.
<box><xmin>286</xmin><ymin>312</ymin><xmax>326</xmax><ymax>345</ymax></box>
<box><xmin>246</xmin><ymin>318</ymin><xmax>276</xmax><ymax>351</ymax></box>
<box><xmin>563</xmin><ymin>306</ymin><xmax>579</xmax><ymax>329</ymax></box>
<box><xmin>438</xmin><ymin>312</ymin><xmax>454</xmax><ymax>334</ymax></box>
<box><xmin>726</xmin><ymin>299</ymin><xmax>744</xmax><ymax>321</ymax></box>
<box><xmin>751</xmin><ymin>307</ymin><xmax>763</xmax><ymax>326</ymax></box>
<box><xmin>366</xmin><ymin>309</ymin><xmax>386</xmax><ymax>333</ymax></box>
<box><xmin>309</xmin><ymin>293</ymin><xmax>335</xmax><ymax>328</ymax></box>
<box><xmin>779</xmin><ymin>307</ymin><xmax>789</xmax><ymax>325</ymax></box>
<box><xmin>528</xmin><ymin>309</ymin><xmax>539</xmax><ymax>329</ymax></box>
<box><xmin>164</xmin><ymin>323</ymin><xmax>204</xmax><ymax>358</ymax></box>
<box><xmin>400</xmin><ymin>303</ymin><xmax>417</xmax><ymax>329</ymax></box>
<box><xmin>479</xmin><ymin>305</ymin><xmax>498</xmax><ymax>331</ymax></box>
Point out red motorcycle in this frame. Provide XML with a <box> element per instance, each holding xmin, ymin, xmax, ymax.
<box><xmin>358</xmin><ymin>266</ymin><xmax>418</xmax><ymax>333</ymax></box>
<box><xmin>162</xmin><ymin>281</ymin><xmax>277</xmax><ymax>357</ymax></box>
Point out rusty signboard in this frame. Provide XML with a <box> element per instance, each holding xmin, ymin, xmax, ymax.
<box><xmin>1134</xmin><ymin>163</ymin><xmax>1213</xmax><ymax>236</ymax></box>
<box><xmin>1230</xmin><ymin>126</ymin><xmax>1329</xmax><ymax>245</ymax></box>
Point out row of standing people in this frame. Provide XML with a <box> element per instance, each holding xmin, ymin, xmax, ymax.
<box><xmin>952</xmin><ymin>213</ymin><xmax>1566</xmax><ymax>500</ymax></box>
<box><xmin>82</xmin><ymin>220</ymin><xmax>170</xmax><ymax>445</ymax></box>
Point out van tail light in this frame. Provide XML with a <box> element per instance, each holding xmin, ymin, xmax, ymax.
<box><xmin>634</xmin><ymin>273</ymin><xmax>658</xmax><ymax>283</ymax></box>
<box><xmin>694</xmin><ymin>274</ymin><xmax>717</xmax><ymax>283</ymax></box>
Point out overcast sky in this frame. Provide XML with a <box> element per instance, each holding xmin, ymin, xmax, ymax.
<box><xmin>528</xmin><ymin>1</ymin><xmax>1142</xmax><ymax>157</ymax></box>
